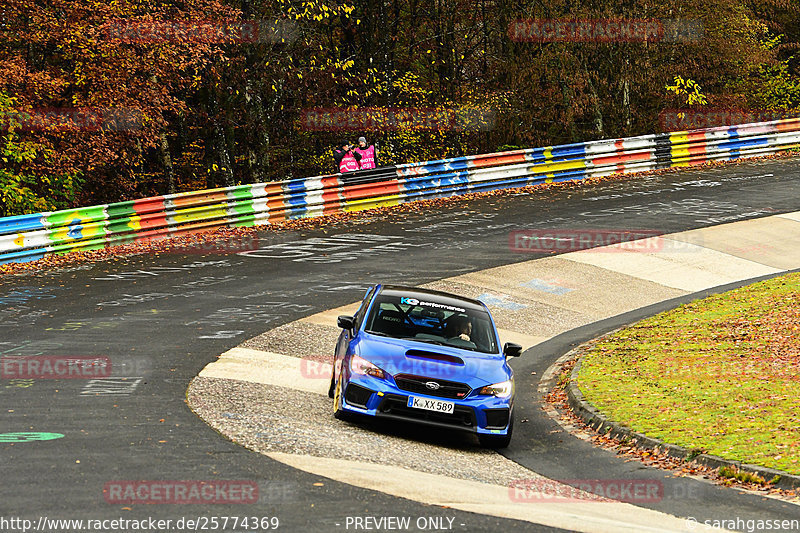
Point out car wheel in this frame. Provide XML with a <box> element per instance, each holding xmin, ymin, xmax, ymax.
<box><xmin>332</xmin><ymin>373</ymin><xmax>352</xmax><ymax>421</ymax></box>
<box><xmin>478</xmin><ymin>416</ymin><xmax>513</xmax><ymax>449</ymax></box>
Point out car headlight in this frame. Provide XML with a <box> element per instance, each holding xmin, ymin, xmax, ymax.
<box><xmin>350</xmin><ymin>355</ymin><xmax>386</xmax><ymax>379</ymax></box>
<box><xmin>478</xmin><ymin>379</ymin><xmax>513</xmax><ymax>398</ymax></box>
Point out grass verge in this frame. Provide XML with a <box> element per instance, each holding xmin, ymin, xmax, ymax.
<box><xmin>576</xmin><ymin>271</ymin><xmax>800</xmax><ymax>475</ymax></box>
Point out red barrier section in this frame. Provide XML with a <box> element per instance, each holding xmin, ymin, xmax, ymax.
<box><xmin>469</xmin><ymin>152</ymin><xmax>527</xmax><ymax>168</ymax></box>
<box><xmin>137</xmin><ymin>208</ymin><xmax>169</xmax><ymax>230</ymax></box>
<box><xmin>592</xmin><ymin>150</ymin><xmax>651</xmax><ymax>166</ymax></box>
<box><xmin>341</xmin><ymin>180</ymin><xmax>402</xmax><ymax>201</ymax></box>
<box><xmin>264</xmin><ymin>184</ymin><xmax>286</xmax><ymax>223</ymax></box>
<box><xmin>133</xmin><ymin>197</ymin><xmax>167</xmax><ymax>216</ymax></box>
<box><xmin>687</xmin><ymin>144</ymin><xmax>708</xmax><ymax>157</ymax></box>
<box><xmin>686</xmin><ymin>131</ymin><xmax>707</xmax><ymax>142</ymax></box>
<box><xmin>776</xmin><ymin>119</ymin><xmax>800</xmax><ymax>132</ymax></box>
<box><xmin>171</xmin><ymin>190</ymin><xmax>228</xmax><ymax>208</ymax></box>
<box><xmin>321</xmin><ymin>176</ymin><xmax>343</xmax><ymax>215</ymax></box>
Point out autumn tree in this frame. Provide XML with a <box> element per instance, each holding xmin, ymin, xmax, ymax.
<box><xmin>1</xmin><ymin>0</ymin><xmax>798</xmax><ymax>214</ymax></box>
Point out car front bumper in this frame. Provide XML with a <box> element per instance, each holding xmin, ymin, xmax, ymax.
<box><xmin>340</xmin><ymin>375</ymin><xmax>513</xmax><ymax>436</ymax></box>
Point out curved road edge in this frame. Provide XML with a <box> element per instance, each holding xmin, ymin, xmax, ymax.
<box><xmin>189</xmin><ymin>210</ymin><xmax>800</xmax><ymax>532</ymax></box>
<box><xmin>563</xmin><ymin>281</ymin><xmax>800</xmax><ymax>491</ymax></box>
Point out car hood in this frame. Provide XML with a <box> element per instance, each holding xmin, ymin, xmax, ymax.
<box><xmin>354</xmin><ymin>334</ymin><xmax>512</xmax><ymax>387</ymax></box>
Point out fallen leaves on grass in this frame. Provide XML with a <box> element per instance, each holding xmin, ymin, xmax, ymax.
<box><xmin>577</xmin><ymin>272</ymin><xmax>800</xmax><ymax>474</ymax></box>
<box><xmin>546</xmin><ymin>357</ymin><xmax>800</xmax><ymax>499</ymax></box>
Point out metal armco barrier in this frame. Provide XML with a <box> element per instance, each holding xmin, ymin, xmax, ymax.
<box><xmin>2</xmin><ymin>118</ymin><xmax>799</xmax><ymax>264</ymax></box>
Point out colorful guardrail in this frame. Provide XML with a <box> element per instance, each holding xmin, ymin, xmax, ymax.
<box><xmin>2</xmin><ymin>118</ymin><xmax>799</xmax><ymax>264</ymax></box>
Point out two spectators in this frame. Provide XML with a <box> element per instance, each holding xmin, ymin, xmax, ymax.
<box><xmin>333</xmin><ymin>136</ymin><xmax>379</xmax><ymax>173</ymax></box>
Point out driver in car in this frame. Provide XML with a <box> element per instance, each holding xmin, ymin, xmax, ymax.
<box><xmin>446</xmin><ymin>315</ymin><xmax>473</xmax><ymax>342</ymax></box>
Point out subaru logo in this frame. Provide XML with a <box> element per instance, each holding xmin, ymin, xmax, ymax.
<box><xmin>425</xmin><ymin>381</ymin><xmax>440</xmax><ymax>390</ymax></box>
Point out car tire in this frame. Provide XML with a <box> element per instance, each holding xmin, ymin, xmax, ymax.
<box><xmin>327</xmin><ymin>364</ymin><xmax>336</xmax><ymax>399</ymax></box>
<box><xmin>332</xmin><ymin>373</ymin><xmax>352</xmax><ymax>421</ymax></box>
<box><xmin>478</xmin><ymin>416</ymin><xmax>513</xmax><ymax>449</ymax></box>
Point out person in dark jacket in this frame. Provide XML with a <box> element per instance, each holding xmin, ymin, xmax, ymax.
<box><xmin>354</xmin><ymin>136</ymin><xmax>378</xmax><ymax>169</ymax></box>
<box><xmin>333</xmin><ymin>141</ymin><xmax>362</xmax><ymax>173</ymax></box>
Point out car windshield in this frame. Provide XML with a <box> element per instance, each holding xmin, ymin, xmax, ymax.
<box><xmin>364</xmin><ymin>293</ymin><xmax>499</xmax><ymax>354</ymax></box>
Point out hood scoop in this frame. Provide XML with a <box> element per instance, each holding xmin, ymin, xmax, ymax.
<box><xmin>405</xmin><ymin>349</ymin><xmax>464</xmax><ymax>365</ymax></box>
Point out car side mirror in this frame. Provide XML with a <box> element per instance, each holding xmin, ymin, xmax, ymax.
<box><xmin>337</xmin><ymin>315</ymin><xmax>355</xmax><ymax>331</ymax></box>
<box><xmin>503</xmin><ymin>342</ymin><xmax>522</xmax><ymax>358</ymax></box>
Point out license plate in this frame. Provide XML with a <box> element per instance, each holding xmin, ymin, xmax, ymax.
<box><xmin>407</xmin><ymin>396</ymin><xmax>454</xmax><ymax>414</ymax></box>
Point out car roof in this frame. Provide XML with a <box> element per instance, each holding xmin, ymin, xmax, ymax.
<box><xmin>377</xmin><ymin>284</ymin><xmax>489</xmax><ymax>313</ymax></box>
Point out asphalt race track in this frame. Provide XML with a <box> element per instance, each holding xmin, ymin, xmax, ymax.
<box><xmin>2</xmin><ymin>157</ymin><xmax>800</xmax><ymax>532</ymax></box>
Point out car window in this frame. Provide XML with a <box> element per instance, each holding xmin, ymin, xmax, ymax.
<box><xmin>364</xmin><ymin>294</ymin><xmax>498</xmax><ymax>353</ymax></box>
<box><xmin>353</xmin><ymin>286</ymin><xmax>376</xmax><ymax>330</ymax></box>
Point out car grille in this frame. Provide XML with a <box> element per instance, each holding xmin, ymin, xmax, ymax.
<box><xmin>393</xmin><ymin>374</ymin><xmax>471</xmax><ymax>399</ymax></box>
<box><xmin>378</xmin><ymin>395</ymin><xmax>475</xmax><ymax>428</ymax></box>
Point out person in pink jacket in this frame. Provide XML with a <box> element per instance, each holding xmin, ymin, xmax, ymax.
<box><xmin>333</xmin><ymin>141</ymin><xmax>362</xmax><ymax>173</ymax></box>
<box><xmin>354</xmin><ymin>136</ymin><xmax>378</xmax><ymax>169</ymax></box>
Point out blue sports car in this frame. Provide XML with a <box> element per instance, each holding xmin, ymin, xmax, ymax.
<box><xmin>329</xmin><ymin>284</ymin><xmax>522</xmax><ymax>448</ymax></box>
